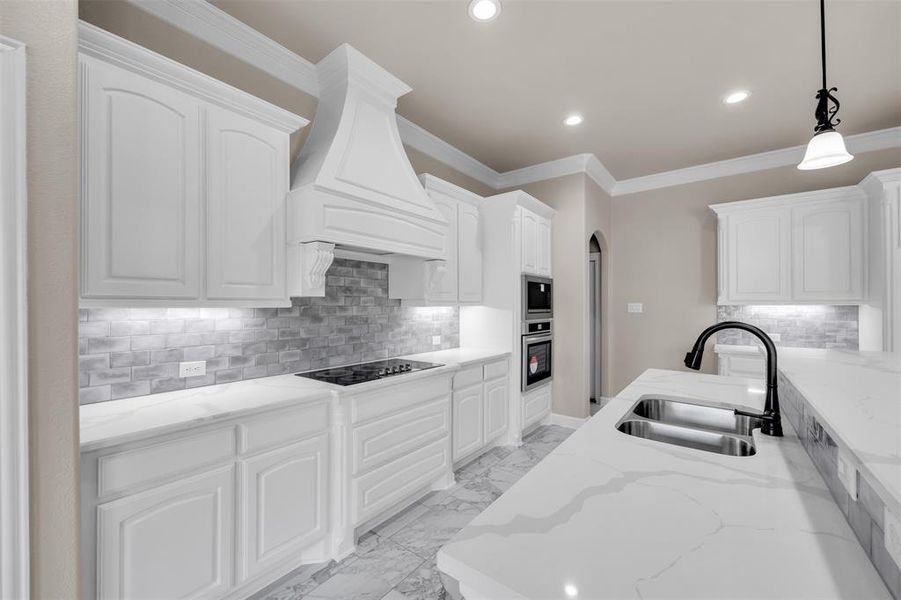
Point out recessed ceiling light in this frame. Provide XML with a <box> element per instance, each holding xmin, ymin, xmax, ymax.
<box><xmin>468</xmin><ymin>0</ymin><xmax>500</xmax><ymax>22</ymax></box>
<box><xmin>723</xmin><ymin>90</ymin><xmax>751</xmax><ymax>104</ymax></box>
<box><xmin>564</xmin><ymin>114</ymin><xmax>584</xmax><ymax>126</ymax></box>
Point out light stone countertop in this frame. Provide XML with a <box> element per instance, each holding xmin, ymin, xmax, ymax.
<box><xmin>400</xmin><ymin>347</ymin><xmax>510</xmax><ymax>368</ymax></box>
<box><xmin>79</xmin><ymin>348</ymin><xmax>509</xmax><ymax>453</ymax></box>
<box><xmin>438</xmin><ymin>368</ymin><xmax>889</xmax><ymax>600</ymax></box>
<box><xmin>778</xmin><ymin>348</ymin><xmax>901</xmax><ymax>519</ymax></box>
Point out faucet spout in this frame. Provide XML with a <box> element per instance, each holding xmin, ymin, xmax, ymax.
<box><xmin>684</xmin><ymin>321</ymin><xmax>783</xmax><ymax>437</ymax></box>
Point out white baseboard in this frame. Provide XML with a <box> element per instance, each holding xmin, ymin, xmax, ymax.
<box><xmin>549</xmin><ymin>413</ymin><xmax>589</xmax><ymax>429</ymax></box>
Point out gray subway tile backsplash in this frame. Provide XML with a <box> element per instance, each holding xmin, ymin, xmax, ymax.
<box><xmin>79</xmin><ymin>259</ymin><xmax>460</xmax><ymax>404</ymax></box>
<box><xmin>717</xmin><ymin>305</ymin><xmax>858</xmax><ymax>349</ymax></box>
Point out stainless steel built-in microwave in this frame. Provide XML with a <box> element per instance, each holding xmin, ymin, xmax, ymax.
<box><xmin>522</xmin><ymin>275</ymin><xmax>553</xmax><ymax>320</ymax></box>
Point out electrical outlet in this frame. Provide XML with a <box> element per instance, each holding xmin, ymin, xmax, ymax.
<box><xmin>627</xmin><ymin>303</ymin><xmax>643</xmax><ymax>314</ymax></box>
<box><xmin>884</xmin><ymin>507</ymin><xmax>901</xmax><ymax>569</ymax></box>
<box><xmin>768</xmin><ymin>332</ymin><xmax>782</xmax><ymax>342</ymax></box>
<box><xmin>179</xmin><ymin>361</ymin><xmax>206</xmax><ymax>378</ymax></box>
<box><xmin>432</xmin><ymin>335</ymin><xmax>441</xmax><ymax>346</ymax></box>
<box><xmin>836</xmin><ymin>451</ymin><xmax>858</xmax><ymax>500</ymax></box>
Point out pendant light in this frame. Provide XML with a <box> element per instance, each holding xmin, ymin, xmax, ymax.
<box><xmin>797</xmin><ymin>0</ymin><xmax>853</xmax><ymax>170</ymax></box>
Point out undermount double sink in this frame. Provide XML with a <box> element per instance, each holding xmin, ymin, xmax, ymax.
<box><xmin>616</xmin><ymin>397</ymin><xmax>763</xmax><ymax>457</ymax></box>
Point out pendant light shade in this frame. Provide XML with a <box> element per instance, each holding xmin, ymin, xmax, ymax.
<box><xmin>797</xmin><ymin>0</ymin><xmax>853</xmax><ymax>171</ymax></box>
<box><xmin>798</xmin><ymin>130</ymin><xmax>854</xmax><ymax>170</ymax></box>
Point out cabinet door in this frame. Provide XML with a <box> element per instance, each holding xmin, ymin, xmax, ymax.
<box><xmin>81</xmin><ymin>57</ymin><xmax>201</xmax><ymax>300</ymax></box>
<box><xmin>725</xmin><ymin>209</ymin><xmax>792</xmax><ymax>303</ymax></box>
<box><xmin>537</xmin><ymin>217</ymin><xmax>552</xmax><ymax>276</ymax></box>
<box><xmin>206</xmin><ymin>107</ymin><xmax>287</xmax><ymax>301</ymax></box>
<box><xmin>458</xmin><ymin>202</ymin><xmax>483</xmax><ymax>303</ymax></box>
<box><xmin>237</xmin><ymin>435</ymin><xmax>328</xmax><ymax>583</ymax></box>
<box><xmin>426</xmin><ymin>196</ymin><xmax>459</xmax><ymax>303</ymax></box>
<box><xmin>520</xmin><ymin>208</ymin><xmax>539</xmax><ymax>275</ymax></box>
<box><xmin>453</xmin><ymin>386</ymin><xmax>485</xmax><ymax>461</ymax></box>
<box><xmin>96</xmin><ymin>466</ymin><xmax>234</xmax><ymax>600</ymax></box>
<box><xmin>792</xmin><ymin>199</ymin><xmax>864</xmax><ymax>302</ymax></box>
<box><xmin>484</xmin><ymin>378</ymin><xmax>509</xmax><ymax>441</ymax></box>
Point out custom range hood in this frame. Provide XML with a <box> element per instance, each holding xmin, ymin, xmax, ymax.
<box><xmin>287</xmin><ymin>44</ymin><xmax>449</xmax><ymax>295</ymax></box>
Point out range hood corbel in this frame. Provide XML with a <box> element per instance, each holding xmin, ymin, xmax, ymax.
<box><xmin>287</xmin><ymin>44</ymin><xmax>449</xmax><ymax>298</ymax></box>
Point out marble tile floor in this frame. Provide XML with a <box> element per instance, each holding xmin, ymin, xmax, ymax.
<box><xmin>250</xmin><ymin>424</ymin><xmax>574</xmax><ymax>600</ymax></box>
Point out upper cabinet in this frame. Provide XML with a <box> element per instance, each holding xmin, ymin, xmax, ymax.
<box><xmin>78</xmin><ymin>24</ymin><xmax>307</xmax><ymax>307</ymax></box>
<box><xmin>389</xmin><ymin>174</ymin><xmax>483</xmax><ymax>305</ymax></box>
<box><xmin>712</xmin><ymin>187</ymin><xmax>866</xmax><ymax>305</ymax></box>
<box><xmin>520</xmin><ymin>207</ymin><xmax>552</xmax><ymax>277</ymax></box>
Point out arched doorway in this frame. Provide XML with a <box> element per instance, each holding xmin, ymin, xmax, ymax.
<box><xmin>588</xmin><ymin>234</ymin><xmax>603</xmax><ymax>413</ymax></box>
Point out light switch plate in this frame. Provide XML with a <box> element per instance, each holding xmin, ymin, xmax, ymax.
<box><xmin>836</xmin><ymin>451</ymin><xmax>858</xmax><ymax>500</ymax></box>
<box><xmin>179</xmin><ymin>361</ymin><xmax>206</xmax><ymax>378</ymax></box>
<box><xmin>768</xmin><ymin>333</ymin><xmax>782</xmax><ymax>342</ymax></box>
<box><xmin>884</xmin><ymin>507</ymin><xmax>901</xmax><ymax>569</ymax></box>
<box><xmin>432</xmin><ymin>335</ymin><xmax>441</xmax><ymax>346</ymax></box>
<box><xmin>627</xmin><ymin>303</ymin><xmax>643</xmax><ymax>314</ymax></box>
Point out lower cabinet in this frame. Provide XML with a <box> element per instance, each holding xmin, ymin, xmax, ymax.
<box><xmin>453</xmin><ymin>386</ymin><xmax>485</xmax><ymax>461</ymax></box>
<box><xmin>82</xmin><ymin>401</ymin><xmax>332</xmax><ymax>600</ymax></box>
<box><xmin>452</xmin><ymin>358</ymin><xmax>510</xmax><ymax>465</ymax></box>
<box><xmin>522</xmin><ymin>384</ymin><xmax>552</xmax><ymax>430</ymax></box>
<box><xmin>237</xmin><ymin>435</ymin><xmax>329</xmax><ymax>583</ymax></box>
<box><xmin>96</xmin><ymin>466</ymin><xmax>235</xmax><ymax>600</ymax></box>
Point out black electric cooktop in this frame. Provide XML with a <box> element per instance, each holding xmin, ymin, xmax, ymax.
<box><xmin>295</xmin><ymin>359</ymin><xmax>443</xmax><ymax>386</ymax></box>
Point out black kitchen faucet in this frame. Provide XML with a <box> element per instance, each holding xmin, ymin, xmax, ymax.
<box><xmin>684</xmin><ymin>321</ymin><xmax>784</xmax><ymax>437</ymax></box>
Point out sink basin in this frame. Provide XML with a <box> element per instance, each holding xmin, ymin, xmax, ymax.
<box><xmin>617</xmin><ymin>419</ymin><xmax>756</xmax><ymax>456</ymax></box>
<box><xmin>631</xmin><ymin>397</ymin><xmax>762</xmax><ymax>436</ymax></box>
<box><xmin>615</xmin><ymin>397</ymin><xmax>760</xmax><ymax>457</ymax></box>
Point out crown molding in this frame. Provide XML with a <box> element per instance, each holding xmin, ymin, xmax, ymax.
<box><xmin>496</xmin><ymin>153</ymin><xmax>616</xmax><ymax>195</ymax></box>
<box><xmin>125</xmin><ymin>0</ymin><xmax>319</xmax><ymax>97</ymax></box>
<box><xmin>120</xmin><ymin>0</ymin><xmax>901</xmax><ymax>197</ymax></box>
<box><xmin>125</xmin><ymin>0</ymin><xmax>503</xmax><ymax>189</ymax></box>
<box><xmin>397</xmin><ymin>117</ymin><xmax>502</xmax><ymax>188</ymax></box>
<box><xmin>709</xmin><ymin>185</ymin><xmax>864</xmax><ymax>215</ymax></box>
<box><xmin>612</xmin><ymin>126</ymin><xmax>901</xmax><ymax>196</ymax></box>
<box><xmin>79</xmin><ymin>21</ymin><xmax>308</xmax><ymax>133</ymax></box>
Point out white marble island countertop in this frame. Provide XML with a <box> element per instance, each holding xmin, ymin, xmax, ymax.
<box><xmin>438</xmin><ymin>368</ymin><xmax>889</xmax><ymax>600</ymax></box>
<box><xmin>778</xmin><ymin>348</ymin><xmax>901</xmax><ymax>518</ymax></box>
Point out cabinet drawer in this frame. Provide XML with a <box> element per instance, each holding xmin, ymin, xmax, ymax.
<box><xmin>353</xmin><ymin>397</ymin><xmax>449</xmax><ymax>475</ymax></box>
<box><xmin>523</xmin><ymin>386</ymin><xmax>552</xmax><ymax>427</ymax></box>
<box><xmin>453</xmin><ymin>365</ymin><xmax>482</xmax><ymax>390</ymax></box>
<box><xmin>97</xmin><ymin>427</ymin><xmax>235</xmax><ymax>498</ymax></box>
<box><xmin>239</xmin><ymin>401</ymin><xmax>329</xmax><ymax>455</ymax></box>
<box><xmin>352</xmin><ymin>437</ymin><xmax>450</xmax><ymax>524</ymax></box>
<box><xmin>483</xmin><ymin>359</ymin><xmax>508</xmax><ymax>381</ymax></box>
<box><xmin>351</xmin><ymin>375</ymin><xmax>450</xmax><ymax>424</ymax></box>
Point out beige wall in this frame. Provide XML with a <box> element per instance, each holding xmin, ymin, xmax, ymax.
<box><xmin>511</xmin><ymin>174</ymin><xmax>614</xmax><ymax>418</ymax></box>
<box><xmin>78</xmin><ymin>0</ymin><xmax>491</xmax><ymax>198</ymax></box>
<box><xmin>0</xmin><ymin>1</ymin><xmax>81</xmax><ymax>598</ymax></box>
<box><xmin>608</xmin><ymin>147</ymin><xmax>901</xmax><ymax>394</ymax></box>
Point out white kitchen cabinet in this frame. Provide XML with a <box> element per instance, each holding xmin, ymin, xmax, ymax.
<box><xmin>792</xmin><ymin>198</ymin><xmax>864</xmax><ymax>302</ymax></box>
<box><xmin>80</xmin><ymin>55</ymin><xmax>203</xmax><ymax>301</ymax></box>
<box><xmin>78</xmin><ymin>24</ymin><xmax>307</xmax><ymax>307</ymax></box>
<box><xmin>520</xmin><ymin>207</ymin><xmax>539</xmax><ymax>275</ymax></box>
<box><xmin>452</xmin><ymin>358</ymin><xmax>510</xmax><ymax>464</ymax></box>
<box><xmin>520</xmin><ymin>207</ymin><xmax>552</xmax><ymax>277</ymax></box>
<box><xmin>237</xmin><ymin>435</ymin><xmax>329</xmax><ymax>583</ymax></box>
<box><xmin>484</xmin><ymin>376</ymin><xmax>510</xmax><ymax>442</ymax></box>
<box><xmin>390</xmin><ymin>174</ymin><xmax>483</xmax><ymax>305</ymax></box>
<box><xmin>453</xmin><ymin>385</ymin><xmax>485</xmax><ymax>462</ymax></box>
<box><xmin>714</xmin><ymin>346</ymin><xmax>766</xmax><ymax>380</ymax></box>
<box><xmin>522</xmin><ymin>384</ymin><xmax>552</xmax><ymax>430</ymax></box>
<box><xmin>95</xmin><ymin>466</ymin><xmax>235</xmax><ymax>600</ymax></box>
<box><xmin>711</xmin><ymin>187</ymin><xmax>866</xmax><ymax>304</ymax></box>
<box><xmin>458</xmin><ymin>201</ymin><xmax>483</xmax><ymax>303</ymax></box>
<box><xmin>82</xmin><ymin>400</ymin><xmax>333</xmax><ymax>600</ymax></box>
<box><xmin>206</xmin><ymin>107</ymin><xmax>289</xmax><ymax>302</ymax></box>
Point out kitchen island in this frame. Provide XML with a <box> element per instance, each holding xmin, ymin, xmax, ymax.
<box><xmin>438</xmin><ymin>368</ymin><xmax>890</xmax><ymax>599</ymax></box>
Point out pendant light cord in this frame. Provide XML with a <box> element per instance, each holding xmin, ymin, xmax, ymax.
<box><xmin>820</xmin><ymin>0</ymin><xmax>827</xmax><ymax>90</ymax></box>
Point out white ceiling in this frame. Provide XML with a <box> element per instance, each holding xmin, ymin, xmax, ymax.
<box><xmin>212</xmin><ymin>0</ymin><xmax>901</xmax><ymax>179</ymax></box>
